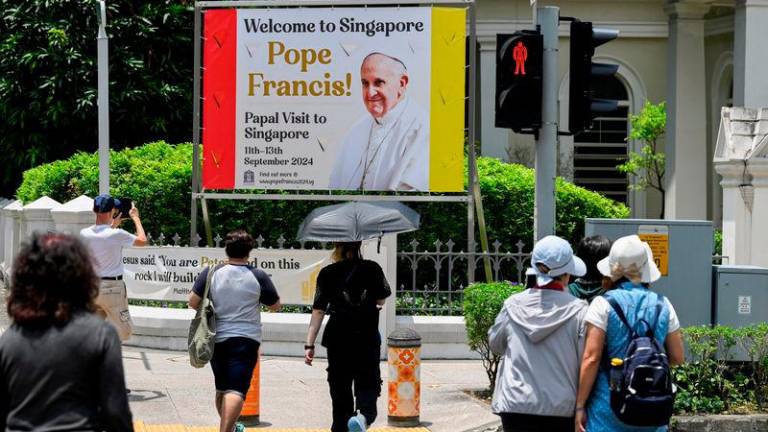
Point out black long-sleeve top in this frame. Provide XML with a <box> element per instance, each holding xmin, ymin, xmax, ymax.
<box><xmin>0</xmin><ymin>312</ymin><xmax>133</xmax><ymax>431</ymax></box>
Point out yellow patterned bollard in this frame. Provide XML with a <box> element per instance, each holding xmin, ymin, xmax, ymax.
<box><xmin>387</xmin><ymin>328</ymin><xmax>421</xmax><ymax>427</ymax></box>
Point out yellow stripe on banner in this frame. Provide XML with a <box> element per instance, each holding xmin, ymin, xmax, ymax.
<box><xmin>429</xmin><ymin>7</ymin><xmax>467</xmax><ymax>192</ymax></box>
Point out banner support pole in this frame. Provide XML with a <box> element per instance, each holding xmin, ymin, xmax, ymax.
<box><xmin>191</xmin><ymin>5</ymin><xmax>203</xmax><ymax>244</ymax></box>
<box><xmin>466</xmin><ymin>2</ymin><xmax>478</xmax><ymax>283</ymax></box>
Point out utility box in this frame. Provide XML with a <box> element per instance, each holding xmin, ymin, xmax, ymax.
<box><xmin>713</xmin><ymin>266</ymin><xmax>768</xmax><ymax>328</ymax></box>
<box><xmin>585</xmin><ymin>219</ymin><xmax>713</xmax><ymax>327</ymax></box>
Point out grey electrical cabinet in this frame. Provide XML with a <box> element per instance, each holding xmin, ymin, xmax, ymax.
<box><xmin>713</xmin><ymin>265</ymin><xmax>768</xmax><ymax>327</ymax></box>
<box><xmin>584</xmin><ymin>219</ymin><xmax>713</xmax><ymax>327</ymax></box>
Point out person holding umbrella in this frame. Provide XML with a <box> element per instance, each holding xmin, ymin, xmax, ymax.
<box><xmin>305</xmin><ymin>241</ymin><xmax>391</xmax><ymax>432</ymax></box>
<box><xmin>299</xmin><ymin>202</ymin><xmax>417</xmax><ymax>432</ymax></box>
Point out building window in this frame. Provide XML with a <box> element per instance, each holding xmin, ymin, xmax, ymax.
<box><xmin>573</xmin><ymin>76</ymin><xmax>630</xmax><ymax>204</ymax></box>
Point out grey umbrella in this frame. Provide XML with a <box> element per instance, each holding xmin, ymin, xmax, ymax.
<box><xmin>297</xmin><ymin>201</ymin><xmax>420</xmax><ymax>242</ymax></box>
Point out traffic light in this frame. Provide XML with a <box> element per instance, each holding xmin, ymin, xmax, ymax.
<box><xmin>568</xmin><ymin>21</ymin><xmax>619</xmax><ymax>135</ymax></box>
<box><xmin>495</xmin><ymin>31</ymin><xmax>543</xmax><ymax>133</ymax></box>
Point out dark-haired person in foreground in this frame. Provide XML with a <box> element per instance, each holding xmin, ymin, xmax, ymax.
<box><xmin>0</xmin><ymin>232</ymin><xmax>132</xmax><ymax>431</ymax></box>
<box><xmin>189</xmin><ymin>229</ymin><xmax>281</xmax><ymax>432</ymax></box>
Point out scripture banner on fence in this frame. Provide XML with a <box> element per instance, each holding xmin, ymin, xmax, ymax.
<box><xmin>202</xmin><ymin>7</ymin><xmax>466</xmax><ymax>192</ymax></box>
<box><xmin>123</xmin><ymin>247</ymin><xmax>331</xmax><ymax>304</ymax></box>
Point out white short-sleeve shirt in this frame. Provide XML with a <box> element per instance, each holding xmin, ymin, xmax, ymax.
<box><xmin>585</xmin><ymin>296</ymin><xmax>680</xmax><ymax>334</ymax></box>
<box><xmin>80</xmin><ymin>225</ymin><xmax>137</xmax><ymax>277</ymax></box>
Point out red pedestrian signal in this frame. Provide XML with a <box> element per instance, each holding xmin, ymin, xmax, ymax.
<box><xmin>513</xmin><ymin>41</ymin><xmax>527</xmax><ymax>76</ymax></box>
<box><xmin>495</xmin><ymin>31</ymin><xmax>542</xmax><ymax>132</ymax></box>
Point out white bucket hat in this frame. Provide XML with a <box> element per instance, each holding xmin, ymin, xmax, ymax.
<box><xmin>596</xmin><ymin>235</ymin><xmax>661</xmax><ymax>284</ymax></box>
<box><xmin>530</xmin><ymin>235</ymin><xmax>587</xmax><ymax>286</ymax></box>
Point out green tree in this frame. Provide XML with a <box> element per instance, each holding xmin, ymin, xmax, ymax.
<box><xmin>617</xmin><ymin>101</ymin><xmax>667</xmax><ymax>218</ymax></box>
<box><xmin>0</xmin><ymin>0</ymin><xmax>193</xmax><ymax>197</ymax></box>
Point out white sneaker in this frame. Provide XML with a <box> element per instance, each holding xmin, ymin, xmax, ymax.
<box><xmin>347</xmin><ymin>412</ymin><xmax>367</xmax><ymax>432</ymax></box>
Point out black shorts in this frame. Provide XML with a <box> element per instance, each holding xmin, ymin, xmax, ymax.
<box><xmin>210</xmin><ymin>337</ymin><xmax>260</xmax><ymax>397</ymax></box>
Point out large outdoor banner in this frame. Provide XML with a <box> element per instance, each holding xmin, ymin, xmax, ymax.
<box><xmin>123</xmin><ymin>247</ymin><xmax>332</xmax><ymax>305</ymax></box>
<box><xmin>202</xmin><ymin>7</ymin><xmax>466</xmax><ymax>192</ymax></box>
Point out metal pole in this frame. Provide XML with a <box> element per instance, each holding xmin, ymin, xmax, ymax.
<box><xmin>534</xmin><ymin>6</ymin><xmax>558</xmax><ymax>241</ymax></box>
<box><xmin>97</xmin><ymin>1</ymin><xmax>110</xmax><ymax>195</ymax></box>
<box><xmin>191</xmin><ymin>5</ymin><xmax>202</xmax><ymax>242</ymax></box>
<box><xmin>467</xmin><ymin>3</ymin><xmax>477</xmax><ymax>283</ymax></box>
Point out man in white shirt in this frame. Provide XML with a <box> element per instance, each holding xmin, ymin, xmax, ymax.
<box><xmin>329</xmin><ymin>53</ymin><xmax>429</xmax><ymax>191</ymax></box>
<box><xmin>80</xmin><ymin>194</ymin><xmax>147</xmax><ymax>340</ymax></box>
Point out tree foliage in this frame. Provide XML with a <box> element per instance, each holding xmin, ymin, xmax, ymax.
<box><xmin>0</xmin><ymin>0</ymin><xmax>193</xmax><ymax>197</ymax></box>
<box><xmin>617</xmin><ymin>101</ymin><xmax>667</xmax><ymax>218</ymax></box>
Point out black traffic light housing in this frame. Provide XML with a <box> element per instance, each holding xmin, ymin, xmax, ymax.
<box><xmin>569</xmin><ymin>21</ymin><xmax>619</xmax><ymax>135</ymax></box>
<box><xmin>495</xmin><ymin>31</ymin><xmax>543</xmax><ymax>133</ymax></box>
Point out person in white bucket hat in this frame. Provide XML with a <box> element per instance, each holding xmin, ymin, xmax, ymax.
<box><xmin>575</xmin><ymin>235</ymin><xmax>685</xmax><ymax>432</ymax></box>
<box><xmin>488</xmin><ymin>235</ymin><xmax>589</xmax><ymax>431</ymax></box>
<box><xmin>596</xmin><ymin>234</ymin><xmax>661</xmax><ymax>284</ymax></box>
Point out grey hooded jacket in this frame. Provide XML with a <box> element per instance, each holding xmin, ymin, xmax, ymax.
<box><xmin>488</xmin><ymin>288</ymin><xmax>588</xmax><ymax>417</ymax></box>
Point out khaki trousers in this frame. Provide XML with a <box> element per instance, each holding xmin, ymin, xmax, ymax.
<box><xmin>95</xmin><ymin>279</ymin><xmax>133</xmax><ymax>341</ymax></box>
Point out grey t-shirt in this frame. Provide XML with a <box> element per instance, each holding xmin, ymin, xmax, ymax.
<box><xmin>0</xmin><ymin>312</ymin><xmax>132</xmax><ymax>432</ymax></box>
<box><xmin>192</xmin><ymin>264</ymin><xmax>279</xmax><ymax>343</ymax></box>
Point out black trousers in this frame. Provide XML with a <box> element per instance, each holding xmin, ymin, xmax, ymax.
<box><xmin>326</xmin><ymin>344</ymin><xmax>382</xmax><ymax>432</ymax></box>
<box><xmin>500</xmin><ymin>412</ymin><xmax>573</xmax><ymax>432</ymax></box>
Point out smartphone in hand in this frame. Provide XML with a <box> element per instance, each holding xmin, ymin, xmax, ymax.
<box><xmin>117</xmin><ymin>198</ymin><xmax>133</xmax><ymax>219</ymax></box>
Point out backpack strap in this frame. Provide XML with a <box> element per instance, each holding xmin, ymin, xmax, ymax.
<box><xmin>647</xmin><ymin>295</ymin><xmax>665</xmax><ymax>337</ymax></box>
<box><xmin>606</xmin><ymin>296</ymin><xmax>637</xmax><ymax>338</ymax></box>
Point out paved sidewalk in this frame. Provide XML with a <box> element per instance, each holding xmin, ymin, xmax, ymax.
<box><xmin>124</xmin><ymin>346</ymin><xmax>498</xmax><ymax>431</ymax></box>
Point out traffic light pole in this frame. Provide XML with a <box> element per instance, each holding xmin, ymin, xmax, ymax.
<box><xmin>534</xmin><ymin>6</ymin><xmax>559</xmax><ymax>240</ymax></box>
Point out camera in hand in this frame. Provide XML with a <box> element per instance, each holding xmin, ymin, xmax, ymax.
<box><xmin>116</xmin><ymin>198</ymin><xmax>132</xmax><ymax>218</ymax></box>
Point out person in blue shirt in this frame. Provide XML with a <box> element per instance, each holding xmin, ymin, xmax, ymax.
<box><xmin>575</xmin><ymin>235</ymin><xmax>685</xmax><ymax>432</ymax></box>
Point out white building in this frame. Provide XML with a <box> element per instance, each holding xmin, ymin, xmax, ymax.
<box><xmin>476</xmin><ymin>0</ymin><xmax>757</xmax><ymax>224</ymax></box>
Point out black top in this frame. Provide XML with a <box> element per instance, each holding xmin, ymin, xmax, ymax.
<box><xmin>312</xmin><ymin>259</ymin><xmax>391</xmax><ymax>348</ymax></box>
<box><xmin>0</xmin><ymin>312</ymin><xmax>132</xmax><ymax>432</ymax></box>
<box><xmin>192</xmin><ymin>264</ymin><xmax>280</xmax><ymax>307</ymax></box>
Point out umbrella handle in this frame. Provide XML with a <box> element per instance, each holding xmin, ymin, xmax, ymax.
<box><xmin>377</xmin><ymin>235</ymin><xmax>382</xmax><ymax>254</ymax></box>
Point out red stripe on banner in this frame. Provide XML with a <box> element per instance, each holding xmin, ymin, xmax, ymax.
<box><xmin>202</xmin><ymin>9</ymin><xmax>237</xmax><ymax>189</ymax></box>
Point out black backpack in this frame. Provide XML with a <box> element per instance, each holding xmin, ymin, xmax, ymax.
<box><xmin>605</xmin><ymin>295</ymin><xmax>676</xmax><ymax>427</ymax></box>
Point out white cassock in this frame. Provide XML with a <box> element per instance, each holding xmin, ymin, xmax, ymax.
<box><xmin>329</xmin><ymin>97</ymin><xmax>429</xmax><ymax>191</ymax></box>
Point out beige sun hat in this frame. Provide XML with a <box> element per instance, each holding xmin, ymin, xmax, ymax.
<box><xmin>596</xmin><ymin>235</ymin><xmax>661</xmax><ymax>284</ymax></box>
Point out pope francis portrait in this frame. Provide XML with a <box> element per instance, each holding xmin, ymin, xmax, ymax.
<box><xmin>329</xmin><ymin>52</ymin><xmax>429</xmax><ymax>191</ymax></box>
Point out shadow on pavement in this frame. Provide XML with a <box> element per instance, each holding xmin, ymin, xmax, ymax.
<box><xmin>128</xmin><ymin>390</ymin><xmax>166</xmax><ymax>403</ymax></box>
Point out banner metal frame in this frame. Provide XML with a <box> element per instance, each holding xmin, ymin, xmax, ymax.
<box><xmin>191</xmin><ymin>0</ymin><xmax>479</xmax><ymax>280</ymax></box>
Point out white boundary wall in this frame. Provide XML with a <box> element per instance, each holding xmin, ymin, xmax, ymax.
<box><xmin>0</xmin><ymin>195</ymin><xmax>477</xmax><ymax>359</ymax></box>
<box><xmin>127</xmin><ymin>307</ymin><xmax>476</xmax><ymax>359</ymax></box>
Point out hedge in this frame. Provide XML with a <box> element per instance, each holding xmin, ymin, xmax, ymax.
<box><xmin>16</xmin><ymin>141</ymin><xmax>629</xmax><ymax>252</ymax></box>
<box><xmin>674</xmin><ymin>324</ymin><xmax>768</xmax><ymax>414</ymax></box>
<box><xmin>463</xmin><ymin>282</ymin><xmax>524</xmax><ymax>391</ymax></box>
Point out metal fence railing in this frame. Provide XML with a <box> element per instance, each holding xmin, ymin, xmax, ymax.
<box><xmin>141</xmin><ymin>233</ymin><xmax>728</xmax><ymax>316</ymax></box>
<box><xmin>396</xmin><ymin>239</ymin><xmax>531</xmax><ymax>315</ymax></box>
